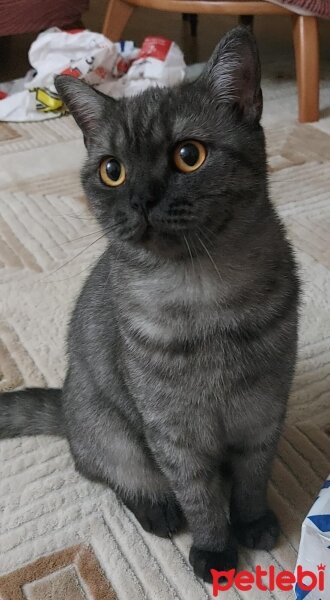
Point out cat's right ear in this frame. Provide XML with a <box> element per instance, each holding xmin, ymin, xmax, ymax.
<box><xmin>202</xmin><ymin>26</ymin><xmax>262</xmax><ymax>123</ymax></box>
<box><xmin>54</xmin><ymin>76</ymin><xmax>112</xmax><ymax>144</ymax></box>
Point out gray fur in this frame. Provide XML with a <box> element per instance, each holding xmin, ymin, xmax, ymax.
<box><xmin>0</xmin><ymin>27</ymin><xmax>299</xmax><ymax>581</ymax></box>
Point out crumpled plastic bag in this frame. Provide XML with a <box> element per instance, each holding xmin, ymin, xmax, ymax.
<box><xmin>0</xmin><ymin>28</ymin><xmax>186</xmax><ymax>122</ymax></box>
<box><xmin>295</xmin><ymin>475</ymin><xmax>330</xmax><ymax>599</ymax></box>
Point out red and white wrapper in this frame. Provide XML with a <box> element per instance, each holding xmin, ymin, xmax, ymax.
<box><xmin>0</xmin><ymin>29</ymin><xmax>186</xmax><ymax>122</ymax></box>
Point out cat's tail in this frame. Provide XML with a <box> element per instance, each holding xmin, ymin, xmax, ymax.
<box><xmin>0</xmin><ymin>388</ymin><xmax>64</xmax><ymax>439</ymax></box>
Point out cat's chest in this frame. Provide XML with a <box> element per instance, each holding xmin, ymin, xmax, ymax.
<box><xmin>120</xmin><ymin>264</ymin><xmax>224</xmax><ymax>344</ymax></box>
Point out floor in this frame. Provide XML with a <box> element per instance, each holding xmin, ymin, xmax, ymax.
<box><xmin>1</xmin><ymin>5</ymin><xmax>330</xmax><ymax>83</ymax></box>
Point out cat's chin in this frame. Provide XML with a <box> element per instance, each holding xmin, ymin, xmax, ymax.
<box><xmin>131</xmin><ymin>226</ymin><xmax>185</xmax><ymax>258</ymax></box>
<box><xmin>116</xmin><ymin>220</ymin><xmax>187</xmax><ymax>258</ymax></box>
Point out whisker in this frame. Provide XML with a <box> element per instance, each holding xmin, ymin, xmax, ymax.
<box><xmin>45</xmin><ymin>229</ymin><xmax>105</xmax><ymax>250</ymax></box>
<box><xmin>41</xmin><ymin>231</ymin><xmax>109</xmax><ymax>281</ymax></box>
<box><xmin>197</xmin><ymin>227</ymin><xmax>216</xmax><ymax>250</ymax></box>
<box><xmin>52</xmin><ymin>211</ymin><xmax>96</xmax><ymax>221</ymax></box>
<box><xmin>101</xmin><ymin>262</ymin><xmax>115</xmax><ymax>303</ymax></box>
<box><xmin>201</xmin><ymin>224</ymin><xmax>218</xmax><ymax>240</ymax></box>
<box><xmin>45</xmin><ymin>219</ymin><xmax>127</xmax><ymax>251</ymax></box>
<box><xmin>44</xmin><ymin>264</ymin><xmax>94</xmax><ymax>283</ymax></box>
<box><xmin>183</xmin><ymin>234</ymin><xmax>195</xmax><ymax>279</ymax></box>
<box><xmin>195</xmin><ymin>234</ymin><xmax>222</xmax><ymax>285</ymax></box>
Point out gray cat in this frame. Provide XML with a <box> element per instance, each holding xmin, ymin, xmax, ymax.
<box><xmin>0</xmin><ymin>27</ymin><xmax>299</xmax><ymax>582</ymax></box>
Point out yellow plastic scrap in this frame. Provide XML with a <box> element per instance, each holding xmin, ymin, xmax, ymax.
<box><xmin>34</xmin><ymin>88</ymin><xmax>65</xmax><ymax>113</ymax></box>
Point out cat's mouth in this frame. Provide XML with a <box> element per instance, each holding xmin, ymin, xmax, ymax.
<box><xmin>125</xmin><ymin>220</ymin><xmax>153</xmax><ymax>244</ymax></box>
<box><xmin>133</xmin><ymin>224</ymin><xmax>185</xmax><ymax>258</ymax></box>
<box><xmin>121</xmin><ymin>216</ymin><xmax>185</xmax><ymax>256</ymax></box>
<box><xmin>137</xmin><ymin>224</ymin><xmax>167</xmax><ymax>247</ymax></box>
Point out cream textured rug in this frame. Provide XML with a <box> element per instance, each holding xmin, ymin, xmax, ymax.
<box><xmin>1</xmin><ymin>67</ymin><xmax>330</xmax><ymax>600</ymax></box>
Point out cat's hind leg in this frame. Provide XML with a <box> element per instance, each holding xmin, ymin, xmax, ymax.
<box><xmin>63</xmin><ymin>376</ymin><xmax>185</xmax><ymax>537</ymax></box>
<box><xmin>72</xmin><ymin>422</ymin><xmax>185</xmax><ymax>537</ymax></box>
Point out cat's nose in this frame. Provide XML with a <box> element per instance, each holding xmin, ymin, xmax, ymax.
<box><xmin>129</xmin><ymin>180</ymin><xmax>163</xmax><ymax>213</ymax></box>
<box><xmin>129</xmin><ymin>194</ymin><xmax>156</xmax><ymax>214</ymax></box>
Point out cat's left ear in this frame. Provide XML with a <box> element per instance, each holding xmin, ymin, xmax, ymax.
<box><xmin>55</xmin><ymin>76</ymin><xmax>113</xmax><ymax>144</ymax></box>
<box><xmin>202</xmin><ymin>26</ymin><xmax>262</xmax><ymax>123</ymax></box>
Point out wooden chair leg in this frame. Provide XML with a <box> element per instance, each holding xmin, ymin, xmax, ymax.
<box><xmin>292</xmin><ymin>15</ymin><xmax>319</xmax><ymax>123</ymax></box>
<box><xmin>102</xmin><ymin>0</ymin><xmax>134</xmax><ymax>42</ymax></box>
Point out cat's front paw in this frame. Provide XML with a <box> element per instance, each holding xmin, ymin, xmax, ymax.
<box><xmin>189</xmin><ymin>544</ymin><xmax>238</xmax><ymax>583</ymax></box>
<box><xmin>125</xmin><ymin>496</ymin><xmax>185</xmax><ymax>538</ymax></box>
<box><xmin>232</xmin><ymin>509</ymin><xmax>280</xmax><ymax>550</ymax></box>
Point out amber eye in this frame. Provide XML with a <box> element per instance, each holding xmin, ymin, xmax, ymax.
<box><xmin>174</xmin><ymin>140</ymin><xmax>206</xmax><ymax>173</ymax></box>
<box><xmin>99</xmin><ymin>157</ymin><xmax>126</xmax><ymax>187</ymax></box>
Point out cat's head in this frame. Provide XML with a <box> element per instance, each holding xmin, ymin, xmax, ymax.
<box><xmin>55</xmin><ymin>26</ymin><xmax>266</xmax><ymax>258</ymax></box>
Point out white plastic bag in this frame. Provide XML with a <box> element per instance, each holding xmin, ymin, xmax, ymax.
<box><xmin>0</xmin><ymin>29</ymin><xmax>186</xmax><ymax>122</ymax></box>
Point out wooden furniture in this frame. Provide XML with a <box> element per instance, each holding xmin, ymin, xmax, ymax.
<box><xmin>102</xmin><ymin>0</ymin><xmax>319</xmax><ymax>123</ymax></box>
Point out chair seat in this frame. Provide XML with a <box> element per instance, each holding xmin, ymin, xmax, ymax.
<box><xmin>125</xmin><ymin>0</ymin><xmax>290</xmax><ymax>15</ymax></box>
